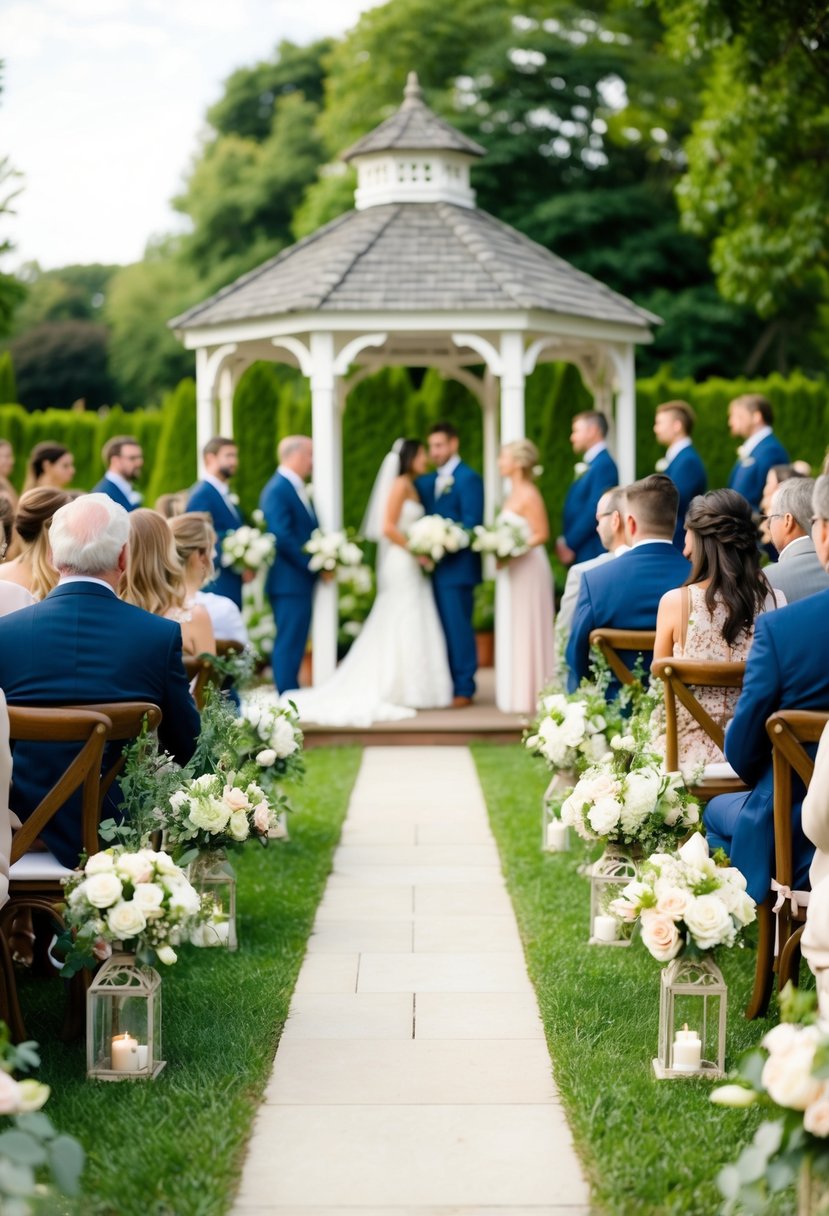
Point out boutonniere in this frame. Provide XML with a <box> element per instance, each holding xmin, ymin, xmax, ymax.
<box><xmin>740</xmin><ymin>456</ymin><xmax>755</xmax><ymax>468</ymax></box>
<box><xmin>228</xmin><ymin>492</ymin><xmax>240</xmax><ymax>506</ymax></box>
<box><xmin>305</xmin><ymin>483</ymin><xmax>314</xmax><ymax>499</ymax></box>
<box><xmin>438</xmin><ymin>475</ymin><xmax>454</xmax><ymax>497</ymax></box>
<box><xmin>655</xmin><ymin>458</ymin><xmax>668</xmax><ymax>473</ymax></box>
<box><xmin>573</xmin><ymin>461</ymin><xmax>588</xmax><ymax>480</ymax></box>
<box><xmin>132</xmin><ymin>491</ymin><xmax>143</xmax><ymax>505</ymax></box>
<box><xmin>736</xmin><ymin>444</ymin><xmax>746</xmax><ymax>459</ymax></box>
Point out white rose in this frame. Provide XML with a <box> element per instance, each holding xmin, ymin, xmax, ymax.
<box><xmin>152</xmin><ymin>851</ymin><xmax>179</xmax><ymax>876</ymax></box>
<box><xmin>256</xmin><ymin>748</ymin><xmax>277</xmax><ymax>767</ymax></box>
<box><xmin>0</xmin><ymin>1071</ymin><xmax>23</xmax><ymax>1114</ymax></box>
<box><xmin>683</xmin><ymin>894</ymin><xmax>735</xmax><ymax>950</ymax></box>
<box><xmin>222</xmin><ymin>785</ymin><xmax>250</xmax><ymax>812</ymax></box>
<box><xmin>84</xmin><ymin>872</ymin><xmax>124</xmax><ymax>909</ymax></box>
<box><xmin>116</xmin><ymin>853</ymin><xmax>153</xmax><ymax>885</ymax></box>
<box><xmin>167</xmin><ymin>881</ymin><xmax>201</xmax><ymax>915</ymax></box>
<box><xmin>678</xmin><ymin>833</ymin><xmax>710</xmax><ymax>868</ymax></box>
<box><xmin>169</xmin><ymin>789</ymin><xmax>190</xmax><ymax>811</ymax></box>
<box><xmin>804</xmin><ymin>1090</ymin><xmax>829</xmax><ymax>1137</ymax></box>
<box><xmin>245</xmin><ymin>705</ymin><xmax>261</xmax><ymax>728</ymax></box>
<box><xmin>580</xmin><ymin>771</ymin><xmax>622</xmax><ymax>804</ymax></box>
<box><xmin>543</xmin><ymin>694</ymin><xmax>568</xmax><ymax>715</ymax></box>
<box><xmin>131</xmin><ymin>882</ymin><xmax>165</xmax><ymax>917</ymax></box>
<box><xmin>156</xmin><ymin>944</ymin><xmax>178</xmax><ymax>965</ymax></box>
<box><xmin>106</xmin><ymin>899</ymin><xmax>148</xmax><ymax>939</ymax></box>
<box><xmin>85</xmin><ymin>851</ymin><xmax>115</xmax><ymax>875</ymax></box>
<box><xmin>229</xmin><ymin>810</ymin><xmax>250</xmax><ymax>841</ymax></box>
<box><xmin>270</xmin><ymin>717</ymin><xmax>298</xmax><ymax>758</ymax></box>
<box><xmin>587</xmin><ymin>796</ymin><xmax>623</xmax><ymax>837</ymax></box>
<box><xmin>763</xmin><ymin>1036</ymin><xmax>823</xmax><ymax>1110</ymax></box>
<box><xmin>16</xmin><ymin>1079</ymin><xmax>50</xmax><ymax>1112</ymax></box>
<box><xmin>622</xmin><ymin>769</ymin><xmax>661</xmax><ymax>824</ymax></box>
<box><xmin>188</xmin><ymin>797</ymin><xmax>232</xmax><ymax>835</ymax></box>
<box><xmin>640</xmin><ymin>910</ymin><xmax>682</xmax><ymax>962</ymax></box>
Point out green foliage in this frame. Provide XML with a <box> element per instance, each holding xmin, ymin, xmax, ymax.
<box><xmin>145</xmin><ymin>378</ymin><xmax>197</xmax><ymax>505</ymax></box>
<box><xmin>0</xmin><ymin>350</ymin><xmax>15</xmax><ymax>403</ymax></box>
<box><xmin>233</xmin><ymin>361</ymin><xmax>282</xmax><ymax>517</ymax></box>
<box><xmin>10</xmin><ymin>320</ymin><xmax>115</xmax><ymax>411</ymax></box>
<box><xmin>207</xmin><ymin>39</ymin><xmax>333</xmax><ymax>142</ymax></box>
<box><xmin>9</xmin><ymin>262</ymin><xmax>117</xmax><ymax>336</ymax></box>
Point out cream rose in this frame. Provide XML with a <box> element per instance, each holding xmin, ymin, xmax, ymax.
<box><xmin>656</xmin><ymin>886</ymin><xmax>689</xmax><ymax>921</ymax></box>
<box><xmin>116</xmin><ymin>853</ymin><xmax>153</xmax><ymax>885</ymax></box>
<box><xmin>804</xmin><ymin>1090</ymin><xmax>829</xmax><ymax>1137</ymax></box>
<box><xmin>16</xmin><ymin>1079</ymin><xmax>50</xmax><ymax>1112</ymax></box>
<box><xmin>131</xmin><ymin>882</ymin><xmax>165</xmax><ymax>917</ymax></box>
<box><xmin>84</xmin><ymin>872</ymin><xmax>124</xmax><ymax>909</ymax></box>
<box><xmin>640</xmin><ymin>910</ymin><xmax>682</xmax><ymax>961</ymax></box>
<box><xmin>223</xmin><ymin>785</ymin><xmax>250</xmax><ymax>812</ymax></box>
<box><xmin>229</xmin><ymin>810</ymin><xmax>250</xmax><ymax>841</ymax></box>
<box><xmin>85</xmin><ymin>851</ymin><xmax>115</xmax><ymax>875</ymax></box>
<box><xmin>256</xmin><ymin>748</ymin><xmax>277</xmax><ymax>767</ymax></box>
<box><xmin>684</xmin><ymin>894</ymin><xmax>734</xmax><ymax>950</ymax></box>
<box><xmin>763</xmin><ymin>1038</ymin><xmax>823</xmax><ymax>1111</ymax></box>
<box><xmin>106</xmin><ymin>899</ymin><xmax>148</xmax><ymax>939</ymax></box>
<box><xmin>581</xmin><ymin>771</ymin><xmax>622</xmax><ymax>804</ymax></box>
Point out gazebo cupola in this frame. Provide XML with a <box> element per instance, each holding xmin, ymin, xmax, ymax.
<box><xmin>343</xmin><ymin>72</ymin><xmax>485</xmax><ymax>211</ymax></box>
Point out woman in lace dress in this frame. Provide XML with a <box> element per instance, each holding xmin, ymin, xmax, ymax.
<box><xmin>495</xmin><ymin>439</ymin><xmax>556</xmax><ymax>715</ymax></box>
<box><xmin>654</xmin><ymin>489</ymin><xmax>785</xmax><ymax>777</ymax></box>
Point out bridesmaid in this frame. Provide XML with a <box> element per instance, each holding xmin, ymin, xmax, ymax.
<box><xmin>495</xmin><ymin>439</ymin><xmax>556</xmax><ymax>714</ymax></box>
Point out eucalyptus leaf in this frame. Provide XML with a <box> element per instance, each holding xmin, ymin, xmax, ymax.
<box><xmin>737</xmin><ymin>1145</ymin><xmax>769</xmax><ymax>1184</ymax></box>
<box><xmin>753</xmin><ymin>1120</ymin><xmax>784</xmax><ymax>1156</ymax></box>
<box><xmin>9</xmin><ymin>1040</ymin><xmax>40</xmax><ymax>1072</ymax></box>
<box><xmin>177</xmin><ymin>847</ymin><xmax>199</xmax><ymax>869</ymax></box>
<box><xmin>49</xmin><ymin>1134</ymin><xmax>85</xmax><ymax>1195</ymax></box>
<box><xmin>0</xmin><ymin>1129</ymin><xmax>47</xmax><ymax>1166</ymax></box>
<box><xmin>15</xmin><ymin>1111</ymin><xmax>54</xmax><ymax>1140</ymax></box>
<box><xmin>0</xmin><ymin>1156</ymin><xmax>35</xmax><ymax>1196</ymax></box>
<box><xmin>739</xmin><ymin>1181</ymin><xmax>771</xmax><ymax>1215</ymax></box>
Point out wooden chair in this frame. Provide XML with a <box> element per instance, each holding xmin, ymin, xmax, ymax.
<box><xmin>588</xmin><ymin>628</ymin><xmax>656</xmax><ymax>687</ymax></box>
<box><xmin>185</xmin><ymin>642</ymin><xmax>245</xmax><ymax>710</ymax></box>
<box><xmin>745</xmin><ymin>710</ymin><xmax>829</xmax><ymax>1019</ymax></box>
<box><xmin>650</xmin><ymin>658</ymin><xmax>748</xmax><ymax>799</ymax></box>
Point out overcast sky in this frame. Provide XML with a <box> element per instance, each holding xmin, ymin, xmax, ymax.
<box><xmin>1</xmin><ymin>0</ymin><xmax>380</xmax><ymax>271</ymax></box>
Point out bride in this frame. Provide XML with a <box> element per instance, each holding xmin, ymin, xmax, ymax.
<box><xmin>267</xmin><ymin>439</ymin><xmax>453</xmax><ymax>726</ymax></box>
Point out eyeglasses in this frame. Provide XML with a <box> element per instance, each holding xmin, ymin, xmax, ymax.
<box><xmin>596</xmin><ymin>511</ymin><xmax>615</xmax><ymax>519</ymax></box>
<box><xmin>761</xmin><ymin>513</ymin><xmax>784</xmax><ymax>522</ymax></box>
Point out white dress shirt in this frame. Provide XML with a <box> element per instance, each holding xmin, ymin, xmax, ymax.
<box><xmin>435</xmin><ymin>453</ymin><xmax>461</xmax><ymax>496</ymax></box>
<box><xmin>105</xmin><ymin>471</ymin><xmax>141</xmax><ymax>505</ymax></box>
<box><xmin>740</xmin><ymin>426</ymin><xmax>773</xmax><ymax>458</ymax></box>
<box><xmin>584</xmin><ymin>441</ymin><xmax>608</xmax><ymax>465</ymax></box>
<box><xmin>204</xmin><ymin>473</ymin><xmax>232</xmax><ymax>499</ymax></box>
<box><xmin>665</xmin><ymin>437</ymin><xmax>692</xmax><ymax>465</ymax></box>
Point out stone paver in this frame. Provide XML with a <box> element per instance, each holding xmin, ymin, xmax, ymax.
<box><xmin>232</xmin><ymin>747</ymin><xmax>590</xmax><ymax>1215</ymax></box>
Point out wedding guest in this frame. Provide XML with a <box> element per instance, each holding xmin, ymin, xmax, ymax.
<box><xmin>187</xmin><ymin>436</ymin><xmax>244</xmax><ymax>608</ymax></box>
<box><xmin>727</xmin><ymin>394</ymin><xmax>789</xmax><ymax>512</ymax></box>
<box><xmin>122</xmin><ymin>509</ymin><xmax>215</xmax><ymax>657</ymax></box>
<box><xmin>556</xmin><ymin>411</ymin><xmax>618</xmax><ymax>566</ymax></box>
<box><xmin>759</xmin><ymin>463</ymin><xmax>805</xmax><ymax>546</ymax></box>
<box><xmin>0</xmin><ymin>487</ymin><xmax>70</xmax><ymax>600</ymax></box>
<box><xmin>557</xmin><ymin>487</ymin><xmax>628</xmax><ymax>645</ymax></box>
<box><xmin>0</xmin><ymin>690</ymin><xmax>11</xmax><ymax>913</ymax></box>
<box><xmin>22</xmin><ymin>442</ymin><xmax>75</xmax><ymax>493</ymax></box>
<box><xmin>91</xmin><ymin>434</ymin><xmax>143</xmax><ymax>511</ymax></box>
<box><xmin>653</xmin><ymin>401</ymin><xmax>707</xmax><ymax>549</ymax></box>
<box><xmin>169</xmin><ymin>512</ymin><xmax>248</xmax><ymax>646</ymax></box>
<box><xmin>653</xmin><ymin>490</ymin><xmax>783</xmax><ymax>776</ymax></box>
<box><xmin>0</xmin><ymin>494</ymin><xmax>200</xmax><ymax>868</ymax></box>
<box><xmin>418</xmin><ymin>421</ymin><xmax>484</xmax><ymax>707</ymax></box>
<box><xmin>495</xmin><ymin>439</ymin><xmax>555</xmax><ymax>714</ymax></box>
<box><xmin>0</xmin><ymin>440</ymin><xmax>18</xmax><ymax>510</ymax></box>
<box><xmin>260</xmin><ymin>436</ymin><xmax>320</xmax><ymax>694</ymax></box>
<box><xmin>155</xmin><ymin>491</ymin><xmax>188</xmax><ymax>518</ymax></box>
<box><xmin>765</xmin><ymin>477</ymin><xmax>829</xmax><ymax>602</ymax></box>
<box><xmin>566</xmin><ymin>474</ymin><xmax>690</xmax><ymax>692</ymax></box>
<box><xmin>703</xmin><ymin>475</ymin><xmax>829</xmax><ymax>903</ymax></box>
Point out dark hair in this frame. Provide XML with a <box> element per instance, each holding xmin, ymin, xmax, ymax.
<box><xmin>769</xmin><ymin>463</ymin><xmax>805</xmax><ymax>486</ymax></box>
<box><xmin>656</xmin><ymin>400</ymin><xmax>696</xmax><ymax>435</ymax></box>
<box><xmin>428</xmin><ymin>421</ymin><xmax>458</xmax><ymax>441</ymax></box>
<box><xmin>14</xmin><ymin>487</ymin><xmax>72</xmax><ymax>545</ymax></box>
<box><xmin>732</xmin><ymin>393</ymin><xmax>774</xmax><ymax>427</ymax></box>
<box><xmin>684</xmin><ymin>489</ymin><xmax>772</xmax><ymax>646</ymax></box>
<box><xmin>102</xmin><ymin>434</ymin><xmax>140</xmax><ymax>465</ymax></box>
<box><xmin>25</xmin><ymin>441</ymin><xmax>69</xmax><ymax>487</ymax></box>
<box><xmin>624</xmin><ymin>474</ymin><xmax>678</xmax><ymax>536</ymax></box>
<box><xmin>397</xmin><ymin>439</ymin><xmax>423</xmax><ymax>476</ymax></box>
<box><xmin>573</xmin><ymin>410</ymin><xmax>609</xmax><ymax>438</ymax></box>
<box><xmin>203</xmin><ymin>435</ymin><xmax>236</xmax><ymax>458</ymax></box>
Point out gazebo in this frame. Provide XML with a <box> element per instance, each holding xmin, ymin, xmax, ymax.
<box><xmin>171</xmin><ymin>73</ymin><xmax>659</xmax><ymax>695</ymax></box>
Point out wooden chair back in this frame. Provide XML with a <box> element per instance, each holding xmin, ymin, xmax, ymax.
<box><xmin>80</xmin><ymin>702</ymin><xmax>162</xmax><ymax>806</ymax></box>
<box><xmin>588</xmin><ymin>628</ymin><xmax>656</xmax><ymax>687</ymax></box>
<box><xmin>216</xmin><ymin>639</ymin><xmax>244</xmax><ymax>659</ymax></box>
<box><xmin>183</xmin><ymin>654</ymin><xmax>213</xmax><ymax>711</ymax></box>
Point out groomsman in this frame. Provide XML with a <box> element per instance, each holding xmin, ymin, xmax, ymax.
<box><xmin>259</xmin><ymin>436</ymin><xmax>320</xmax><ymax>694</ymax></box>
<box><xmin>187</xmin><ymin>436</ymin><xmax>244</xmax><ymax>608</ymax></box>
<box><xmin>727</xmin><ymin>393</ymin><xmax>789</xmax><ymax>512</ymax></box>
<box><xmin>91</xmin><ymin>435</ymin><xmax>143</xmax><ymax>511</ymax></box>
<box><xmin>556</xmin><ymin>411</ymin><xmax>618</xmax><ymax>566</ymax></box>
<box><xmin>653</xmin><ymin>401</ymin><xmax>707</xmax><ymax>549</ymax></box>
<box><xmin>417</xmin><ymin>422</ymin><xmax>484</xmax><ymax>707</ymax></box>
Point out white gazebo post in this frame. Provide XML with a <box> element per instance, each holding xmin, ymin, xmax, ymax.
<box><xmin>309</xmin><ymin>330</ymin><xmax>340</xmax><ymax>685</ymax></box>
<box><xmin>482</xmin><ymin>369</ymin><xmax>499</xmax><ymax>525</ymax></box>
<box><xmin>195</xmin><ymin>348</ymin><xmax>214</xmax><ymax>478</ymax></box>
<box><xmin>218</xmin><ymin>364</ymin><xmax>235</xmax><ymax>436</ymax></box>
<box><xmin>494</xmin><ymin>331</ymin><xmax>527</xmax><ymax>712</ymax></box>
<box><xmin>612</xmin><ymin>343</ymin><xmax>637</xmax><ymax>484</ymax></box>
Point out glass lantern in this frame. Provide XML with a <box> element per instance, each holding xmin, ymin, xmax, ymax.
<box><xmin>653</xmin><ymin>955</ymin><xmax>727</xmax><ymax>1079</ymax></box>
<box><xmin>86</xmin><ymin>953</ymin><xmax>164</xmax><ymax>1080</ymax></box>
<box><xmin>588</xmin><ymin>844</ymin><xmax>638</xmax><ymax>946</ymax></box>
<box><xmin>188</xmin><ymin>851</ymin><xmax>237</xmax><ymax>951</ymax></box>
<box><xmin>541</xmin><ymin>772</ymin><xmax>574</xmax><ymax>853</ymax></box>
<box><xmin>268</xmin><ymin>810</ymin><xmax>290</xmax><ymax>842</ymax></box>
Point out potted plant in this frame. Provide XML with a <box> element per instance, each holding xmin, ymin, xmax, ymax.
<box><xmin>473</xmin><ymin>580</ymin><xmax>495</xmax><ymax>668</ymax></box>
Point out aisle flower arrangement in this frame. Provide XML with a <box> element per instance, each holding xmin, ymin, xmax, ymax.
<box><xmin>304</xmin><ymin>527</ymin><xmax>364</xmax><ymax>573</ymax></box>
<box><xmin>524</xmin><ymin>685</ymin><xmax>620</xmax><ymax>775</ymax></box>
<box><xmin>163</xmin><ymin>774</ymin><xmax>279</xmax><ymax>860</ymax></box>
<box><xmin>470</xmin><ymin>516</ymin><xmax>530</xmax><ymax>559</ymax></box>
<box><xmin>221</xmin><ymin>514</ymin><xmax>276</xmax><ymax>574</ymax></box>
<box><xmin>407</xmin><ymin>514</ymin><xmax>470</xmax><ymax>572</ymax></box>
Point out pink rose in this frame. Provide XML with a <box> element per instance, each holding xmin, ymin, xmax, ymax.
<box><xmin>0</xmin><ymin>1071</ymin><xmax>22</xmax><ymax>1114</ymax></box>
<box><xmin>640</xmin><ymin>910</ymin><xmax>682</xmax><ymax>962</ymax></box>
<box><xmin>805</xmin><ymin>1090</ymin><xmax>829</xmax><ymax>1137</ymax></box>
<box><xmin>252</xmin><ymin>803</ymin><xmax>271</xmax><ymax>834</ymax></box>
<box><xmin>222</xmin><ymin>785</ymin><xmax>250</xmax><ymax>812</ymax></box>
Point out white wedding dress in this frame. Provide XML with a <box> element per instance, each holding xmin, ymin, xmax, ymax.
<box><xmin>254</xmin><ymin>500</ymin><xmax>453</xmax><ymax>726</ymax></box>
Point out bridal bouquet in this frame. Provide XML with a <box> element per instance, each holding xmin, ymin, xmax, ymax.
<box><xmin>470</xmin><ymin>517</ymin><xmax>530</xmax><ymax>560</ymax></box>
<box><xmin>524</xmin><ymin>685</ymin><xmax>621</xmax><ymax>775</ymax></box>
<box><xmin>407</xmin><ymin>514</ymin><xmax>470</xmax><ymax>572</ymax></box>
<box><xmin>609</xmin><ymin>833</ymin><xmax>755</xmax><ymax>961</ymax></box>
<box><xmin>221</xmin><ymin>517</ymin><xmax>276</xmax><ymax>573</ymax></box>
<box><xmin>60</xmin><ymin>847</ymin><xmax>206</xmax><ymax>972</ymax></box>
<box><xmin>304</xmin><ymin>528</ymin><xmax>364</xmax><ymax>573</ymax></box>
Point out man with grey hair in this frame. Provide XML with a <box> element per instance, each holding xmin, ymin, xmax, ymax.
<box><xmin>765</xmin><ymin>477</ymin><xmax>829</xmax><ymax>603</ymax></box>
<box><xmin>556</xmin><ymin>487</ymin><xmax>628</xmax><ymax>651</ymax></box>
<box><xmin>0</xmin><ymin>494</ymin><xmax>200</xmax><ymax>868</ymax></box>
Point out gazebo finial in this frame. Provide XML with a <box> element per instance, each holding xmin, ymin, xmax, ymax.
<box><xmin>402</xmin><ymin>71</ymin><xmax>422</xmax><ymax>108</ymax></box>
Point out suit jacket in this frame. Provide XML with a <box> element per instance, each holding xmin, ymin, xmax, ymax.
<box><xmin>566</xmin><ymin>541</ymin><xmax>691</xmax><ymax>691</ymax></box>
<box><xmin>664</xmin><ymin>445</ymin><xmax>707</xmax><ymax>548</ymax></box>
<box><xmin>416</xmin><ymin>462</ymin><xmax>483</xmax><ymax>587</ymax></box>
<box><xmin>727</xmin><ymin>432</ymin><xmax>789</xmax><ymax>510</ymax></box>
<box><xmin>723</xmin><ymin>590</ymin><xmax>829</xmax><ymax>901</ymax></box>
<box><xmin>186</xmin><ymin>480</ymin><xmax>244</xmax><ymax>605</ymax></box>
<box><xmin>562</xmin><ymin>448</ymin><xmax>619</xmax><ymax>563</ymax></box>
<box><xmin>259</xmin><ymin>471</ymin><xmax>318</xmax><ymax>599</ymax></box>
<box><xmin>0</xmin><ymin>582</ymin><xmax>201</xmax><ymax>868</ymax></box>
<box><xmin>557</xmin><ymin>550</ymin><xmax>615</xmax><ymax>641</ymax></box>
<box><xmin>92</xmin><ymin>476</ymin><xmax>137</xmax><ymax>513</ymax></box>
<box><xmin>766</xmin><ymin>537</ymin><xmax>829</xmax><ymax>604</ymax></box>
<box><xmin>0</xmin><ymin>691</ymin><xmax>10</xmax><ymax>911</ymax></box>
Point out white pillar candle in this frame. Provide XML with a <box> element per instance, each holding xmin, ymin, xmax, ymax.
<box><xmin>593</xmin><ymin>915</ymin><xmax>618</xmax><ymax>943</ymax></box>
<box><xmin>111</xmin><ymin>1033</ymin><xmax>140</xmax><ymax>1073</ymax></box>
<box><xmin>546</xmin><ymin>821</ymin><xmax>569</xmax><ymax>852</ymax></box>
<box><xmin>672</xmin><ymin>1024</ymin><xmax>702</xmax><ymax>1071</ymax></box>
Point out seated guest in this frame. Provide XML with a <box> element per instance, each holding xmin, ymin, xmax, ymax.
<box><xmin>155</xmin><ymin>491</ymin><xmax>188</xmax><ymax>519</ymax></box>
<box><xmin>0</xmin><ymin>487</ymin><xmax>70</xmax><ymax>600</ymax></box>
<box><xmin>122</xmin><ymin>509</ymin><xmax>215</xmax><ymax>657</ymax></box>
<box><xmin>22</xmin><ymin>442</ymin><xmax>75</xmax><ymax>494</ymax></box>
<box><xmin>765</xmin><ymin>477</ymin><xmax>829</xmax><ymax>603</ymax></box>
<box><xmin>654</xmin><ymin>490</ymin><xmax>783</xmax><ymax>777</ymax></box>
<box><xmin>91</xmin><ymin>435</ymin><xmax>143</xmax><ymax>512</ymax></box>
<box><xmin>653</xmin><ymin>400</ymin><xmax>707</xmax><ymax>549</ymax></box>
<box><xmin>555</xmin><ymin>411</ymin><xmax>618</xmax><ymax>566</ymax></box>
<box><xmin>566</xmin><ymin>474</ymin><xmax>690</xmax><ymax>692</ymax></box>
<box><xmin>169</xmin><ymin>512</ymin><xmax>248</xmax><ymax>646</ymax></box>
<box><xmin>759</xmin><ymin>463</ymin><xmax>806</xmax><ymax>547</ymax></box>
<box><xmin>703</xmin><ymin>474</ymin><xmax>829</xmax><ymax>904</ymax></box>
<box><xmin>557</xmin><ymin>487</ymin><xmax>628</xmax><ymax>648</ymax></box>
<box><xmin>727</xmin><ymin>394</ymin><xmax>789</xmax><ymax>513</ymax></box>
<box><xmin>802</xmin><ymin>722</ymin><xmax>829</xmax><ymax>904</ymax></box>
<box><xmin>0</xmin><ymin>494</ymin><xmax>200</xmax><ymax>868</ymax></box>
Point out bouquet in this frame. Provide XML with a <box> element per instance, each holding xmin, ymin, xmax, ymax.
<box><xmin>610</xmin><ymin>833</ymin><xmax>756</xmax><ymax>960</ymax></box>
<box><xmin>525</xmin><ymin>685</ymin><xmax>622</xmax><ymax>775</ymax></box>
<box><xmin>235</xmin><ymin>700</ymin><xmax>304</xmax><ymax>787</ymax></box>
<box><xmin>304</xmin><ymin>528</ymin><xmax>364</xmax><ymax>573</ymax></box>
<box><xmin>470</xmin><ymin>517</ymin><xmax>530</xmax><ymax>560</ymax></box>
<box><xmin>60</xmin><ymin>847</ymin><xmax>206</xmax><ymax>972</ymax></box>
<box><xmin>407</xmin><ymin>514</ymin><xmax>470</xmax><ymax>572</ymax></box>
<box><xmin>221</xmin><ymin>519</ymin><xmax>276</xmax><ymax>573</ymax></box>
<box><xmin>163</xmin><ymin>774</ymin><xmax>279</xmax><ymax>859</ymax></box>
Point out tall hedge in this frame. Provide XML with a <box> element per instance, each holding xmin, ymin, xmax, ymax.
<box><xmin>0</xmin><ymin>353</ymin><xmax>16</xmax><ymax>405</ymax></box>
<box><xmin>233</xmin><ymin>362</ymin><xmax>282</xmax><ymax>517</ymax></box>
<box><xmin>144</xmin><ymin>379</ymin><xmax>197</xmax><ymax>506</ymax></box>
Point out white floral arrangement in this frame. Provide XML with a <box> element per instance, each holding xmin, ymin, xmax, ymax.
<box><xmin>470</xmin><ymin>517</ymin><xmax>531</xmax><ymax>560</ymax></box>
<box><xmin>221</xmin><ymin>523</ymin><xmax>276</xmax><ymax>573</ymax></box>
<box><xmin>304</xmin><ymin>527</ymin><xmax>364</xmax><ymax>573</ymax></box>
<box><xmin>164</xmin><ymin>774</ymin><xmax>279</xmax><ymax>857</ymax></box>
<box><xmin>407</xmin><ymin>513</ymin><xmax>470</xmax><ymax>571</ymax></box>
<box><xmin>60</xmin><ymin>848</ymin><xmax>206</xmax><ymax>971</ymax></box>
<box><xmin>525</xmin><ymin>690</ymin><xmax>616</xmax><ymax>773</ymax></box>
<box><xmin>609</xmin><ymin>833</ymin><xmax>756</xmax><ymax>961</ymax></box>
<box><xmin>237</xmin><ymin>701</ymin><xmax>304</xmax><ymax>785</ymax></box>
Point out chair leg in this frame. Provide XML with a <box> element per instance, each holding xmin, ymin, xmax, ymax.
<box><xmin>778</xmin><ymin>924</ymin><xmax>806</xmax><ymax>994</ymax></box>
<box><xmin>746</xmin><ymin>896</ymin><xmax>776</xmax><ymax>1020</ymax></box>
<box><xmin>59</xmin><ymin>969</ymin><xmax>90</xmax><ymax>1043</ymax></box>
<box><xmin>0</xmin><ymin>928</ymin><xmax>27</xmax><ymax>1043</ymax></box>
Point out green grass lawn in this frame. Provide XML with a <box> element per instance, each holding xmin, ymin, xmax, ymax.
<box><xmin>472</xmin><ymin>743</ymin><xmax>800</xmax><ymax>1216</ymax></box>
<box><xmin>18</xmin><ymin>746</ymin><xmax>362</xmax><ymax>1216</ymax></box>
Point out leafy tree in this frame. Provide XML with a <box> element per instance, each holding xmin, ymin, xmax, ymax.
<box><xmin>145</xmin><ymin>379</ymin><xmax>197</xmax><ymax>504</ymax></box>
<box><xmin>0</xmin><ymin>351</ymin><xmax>15</xmax><ymax>402</ymax></box>
<box><xmin>10</xmin><ymin>320</ymin><xmax>115</xmax><ymax>411</ymax></box>
<box><xmin>10</xmin><ymin>262</ymin><xmax>118</xmax><ymax>335</ymax></box>
<box><xmin>207</xmin><ymin>39</ymin><xmax>333</xmax><ymax>141</ymax></box>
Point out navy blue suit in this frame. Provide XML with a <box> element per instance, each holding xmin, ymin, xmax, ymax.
<box><xmin>91</xmin><ymin>476</ymin><xmax>138</xmax><ymax>513</ymax></box>
<box><xmin>259</xmin><ymin>471</ymin><xmax>318</xmax><ymax>694</ymax></box>
<box><xmin>186</xmin><ymin>480</ymin><xmax>244</xmax><ymax>608</ymax></box>
<box><xmin>416</xmin><ymin>462</ymin><xmax>484</xmax><ymax>699</ymax></box>
<box><xmin>664</xmin><ymin>445</ymin><xmax>707</xmax><ymax>549</ymax></box>
<box><xmin>566</xmin><ymin>542</ymin><xmax>691</xmax><ymax>692</ymax></box>
<box><xmin>703</xmin><ymin>592</ymin><xmax>829</xmax><ymax>903</ymax></box>
<box><xmin>562</xmin><ymin>448</ymin><xmax>619</xmax><ymax>563</ymax></box>
<box><xmin>727</xmin><ymin>433</ymin><xmax>789</xmax><ymax>511</ymax></box>
<box><xmin>0</xmin><ymin>582</ymin><xmax>200</xmax><ymax>868</ymax></box>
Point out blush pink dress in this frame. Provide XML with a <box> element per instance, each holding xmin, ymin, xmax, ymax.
<box><xmin>495</xmin><ymin>509</ymin><xmax>556</xmax><ymax>715</ymax></box>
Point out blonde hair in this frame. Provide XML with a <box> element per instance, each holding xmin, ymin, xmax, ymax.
<box><xmin>11</xmin><ymin>487</ymin><xmax>72</xmax><ymax>598</ymax></box>
<box><xmin>154</xmin><ymin>491</ymin><xmax>188</xmax><ymax>519</ymax></box>
<box><xmin>122</xmin><ymin>508</ymin><xmax>185</xmax><ymax>616</ymax></box>
<box><xmin>168</xmin><ymin>512</ymin><xmax>217</xmax><ymax>586</ymax></box>
<box><xmin>502</xmin><ymin>438</ymin><xmax>541</xmax><ymax>479</ymax></box>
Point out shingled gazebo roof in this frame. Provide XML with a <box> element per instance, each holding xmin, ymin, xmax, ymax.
<box><xmin>341</xmin><ymin>72</ymin><xmax>486</xmax><ymax>161</ymax></box>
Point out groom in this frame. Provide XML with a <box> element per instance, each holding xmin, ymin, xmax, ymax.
<box><xmin>417</xmin><ymin>421</ymin><xmax>484</xmax><ymax>707</ymax></box>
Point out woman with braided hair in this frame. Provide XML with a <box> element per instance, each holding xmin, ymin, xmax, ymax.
<box><xmin>653</xmin><ymin>488</ymin><xmax>785</xmax><ymax>777</ymax></box>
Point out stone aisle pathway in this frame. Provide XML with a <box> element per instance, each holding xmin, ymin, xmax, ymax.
<box><xmin>233</xmin><ymin>747</ymin><xmax>590</xmax><ymax>1216</ymax></box>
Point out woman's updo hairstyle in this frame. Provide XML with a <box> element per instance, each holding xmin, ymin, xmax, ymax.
<box><xmin>168</xmin><ymin>512</ymin><xmax>217</xmax><ymax>583</ymax></box>
<box><xmin>397</xmin><ymin>438</ymin><xmax>423</xmax><ymax>476</ymax></box>
<box><xmin>14</xmin><ymin>487</ymin><xmax>72</xmax><ymax>545</ymax></box>
<box><xmin>503</xmin><ymin>438</ymin><xmax>542</xmax><ymax>479</ymax></box>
